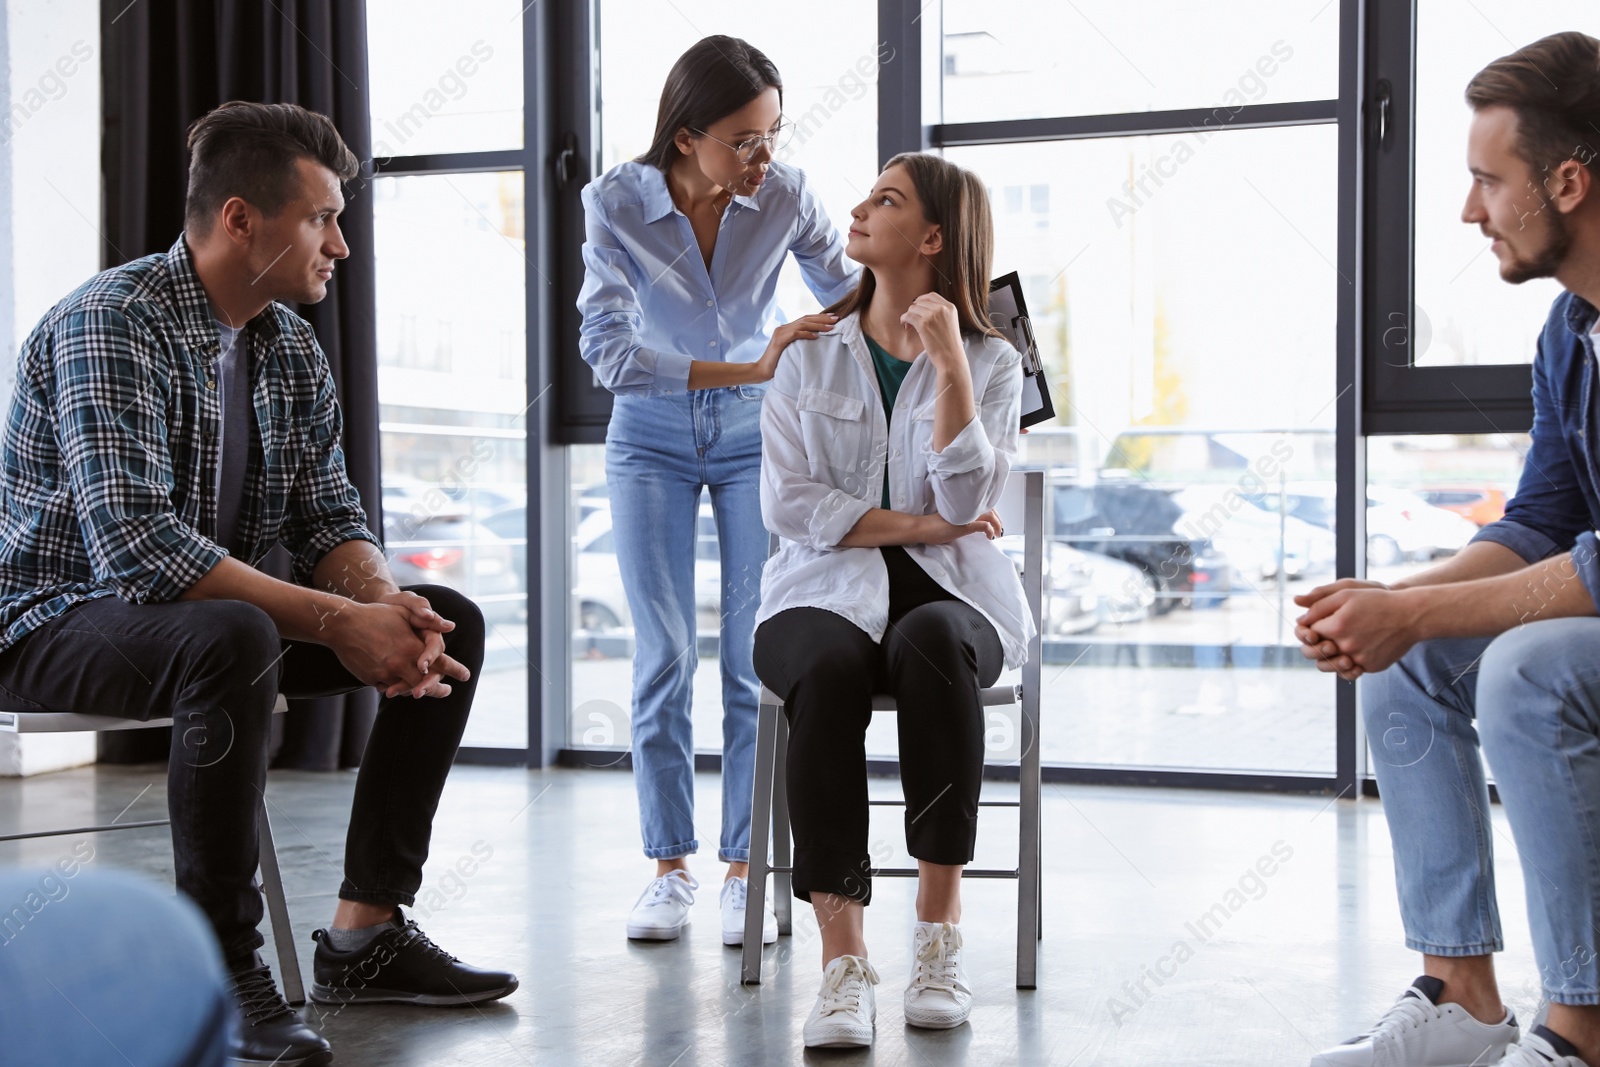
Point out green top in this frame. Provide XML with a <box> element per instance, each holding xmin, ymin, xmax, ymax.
<box><xmin>864</xmin><ymin>333</ymin><xmax>915</xmax><ymax>509</ymax></box>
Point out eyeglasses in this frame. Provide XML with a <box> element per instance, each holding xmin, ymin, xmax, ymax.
<box><xmin>693</xmin><ymin>120</ymin><xmax>794</xmax><ymax>164</ymax></box>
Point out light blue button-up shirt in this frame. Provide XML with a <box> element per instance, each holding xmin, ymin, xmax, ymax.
<box><xmin>577</xmin><ymin>160</ymin><xmax>860</xmax><ymax>398</ymax></box>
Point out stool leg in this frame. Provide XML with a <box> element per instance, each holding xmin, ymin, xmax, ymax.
<box><xmin>772</xmin><ymin>710</ymin><xmax>792</xmax><ymax>935</ymax></box>
<box><xmin>742</xmin><ymin>692</ymin><xmax>780</xmax><ymax>985</ymax></box>
<box><xmin>1016</xmin><ymin>691</ymin><xmax>1041</xmax><ymax>989</ymax></box>
<box><xmin>258</xmin><ymin>798</ymin><xmax>305</xmax><ymax>1006</ymax></box>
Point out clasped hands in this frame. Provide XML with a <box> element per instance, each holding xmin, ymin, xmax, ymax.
<box><xmin>330</xmin><ymin>589</ymin><xmax>471</xmax><ymax>700</ymax></box>
<box><xmin>1293</xmin><ymin>578</ymin><xmax>1420</xmax><ymax>681</ymax></box>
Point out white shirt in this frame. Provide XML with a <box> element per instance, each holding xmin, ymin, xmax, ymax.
<box><xmin>757</xmin><ymin>310</ymin><xmax>1036</xmax><ymax>668</ymax></box>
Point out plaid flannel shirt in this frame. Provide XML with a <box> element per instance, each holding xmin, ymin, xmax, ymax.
<box><xmin>0</xmin><ymin>234</ymin><xmax>380</xmax><ymax>652</ymax></box>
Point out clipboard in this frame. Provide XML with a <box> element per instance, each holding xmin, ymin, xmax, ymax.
<box><xmin>988</xmin><ymin>271</ymin><xmax>1057</xmax><ymax>429</ymax></box>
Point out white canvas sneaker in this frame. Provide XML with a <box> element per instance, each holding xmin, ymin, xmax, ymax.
<box><xmin>903</xmin><ymin>921</ymin><xmax>973</xmax><ymax>1029</ymax></box>
<box><xmin>1496</xmin><ymin>1026</ymin><xmax>1592</xmax><ymax>1067</ymax></box>
<box><xmin>803</xmin><ymin>955</ymin><xmax>879</xmax><ymax>1049</ymax></box>
<box><xmin>1310</xmin><ymin>976</ymin><xmax>1519</xmax><ymax>1066</ymax></box>
<box><xmin>718</xmin><ymin>876</ymin><xmax>777</xmax><ymax>947</ymax></box>
<box><xmin>625</xmin><ymin>870</ymin><xmax>698</xmax><ymax>940</ymax></box>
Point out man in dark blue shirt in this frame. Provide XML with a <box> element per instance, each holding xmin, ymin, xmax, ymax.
<box><xmin>1299</xmin><ymin>32</ymin><xmax>1600</xmax><ymax>1067</ymax></box>
<box><xmin>0</xmin><ymin>102</ymin><xmax>517</xmax><ymax>1066</ymax></box>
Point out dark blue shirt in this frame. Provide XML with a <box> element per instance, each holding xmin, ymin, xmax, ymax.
<box><xmin>1471</xmin><ymin>290</ymin><xmax>1600</xmax><ymax>607</ymax></box>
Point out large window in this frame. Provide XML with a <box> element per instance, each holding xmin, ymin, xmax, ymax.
<box><xmin>937</xmin><ymin>11</ymin><xmax>1343</xmax><ymax>776</ymax></box>
<box><xmin>1412</xmin><ymin>0</ymin><xmax>1593</xmax><ymax>368</ymax></box>
<box><xmin>366</xmin><ymin>1</ymin><xmax>523</xmax><ymax>156</ymax></box>
<box><xmin>367</xmin><ymin>5</ymin><xmax>531</xmax><ymax>755</ymax></box>
<box><xmin>356</xmin><ymin>0</ymin><xmax>1577</xmax><ymax>788</ymax></box>
<box><xmin>939</xmin><ymin>0</ymin><xmax>1338</xmax><ymax>123</ymax></box>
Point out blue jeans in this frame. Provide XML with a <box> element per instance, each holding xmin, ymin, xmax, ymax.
<box><xmin>605</xmin><ymin>385</ymin><xmax>768</xmax><ymax>863</ymax></box>
<box><xmin>0</xmin><ymin>867</ymin><xmax>231</xmax><ymax>1064</ymax></box>
<box><xmin>1366</xmin><ymin>618</ymin><xmax>1600</xmax><ymax>1005</ymax></box>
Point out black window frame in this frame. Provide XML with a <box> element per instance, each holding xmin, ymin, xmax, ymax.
<box><xmin>367</xmin><ymin>3</ymin><xmax>568</xmax><ymax>766</ymax></box>
<box><xmin>908</xmin><ymin>0</ymin><xmax>1359</xmax><ymax>796</ymax></box>
<box><xmin>382</xmin><ymin>0</ymin><xmax>1520</xmax><ymax>788</ymax></box>
<box><xmin>1361</xmin><ymin>0</ymin><xmax>1534</xmax><ymax>437</ymax></box>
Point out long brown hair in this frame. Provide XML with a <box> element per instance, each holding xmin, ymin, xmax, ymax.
<box><xmin>827</xmin><ymin>152</ymin><xmax>1001</xmax><ymax>339</ymax></box>
<box><xmin>635</xmin><ymin>36</ymin><xmax>783</xmax><ymax>173</ymax></box>
<box><xmin>1465</xmin><ymin>31</ymin><xmax>1600</xmax><ymax>183</ymax></box>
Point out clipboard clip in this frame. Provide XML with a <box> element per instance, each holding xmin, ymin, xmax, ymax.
<box><xmin>1012</xmin><ymin>313</ymin><xmax>1043</xmax><ymax>376</ymax></box>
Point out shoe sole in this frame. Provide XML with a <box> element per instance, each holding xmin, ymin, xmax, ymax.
<box><xmin>904</xmin><ymin>1011</ymin><xmax>970</xmax><ymax>1030</ymax></box>
<box><xmin>805</xmin><ymin>1036</ymin><xmax>875</xmax><ymax>1048</ymax></box>
<box><xmin>803</xmin><ymin>1028</ymin><xmax>875</xmax><ymax>1049</ymax></box>
<box><xmin>230</xmin><ymin>1050</ymin><xmax>333</xmax><ymax>1067</ymax></box>
<box><xmin>627</xmin><ymin>920</ymin><xmax>688</xmax><ymax>940</ymax></box>
<box><xmin>309</xmin><ymin>981</ymin><xmax>518</xmax><ymax>1007</ymax></box>
<box><xmin>721</xmin><ymin>928</ymin><xmax>780</xmax><ymax>946</ymax></box>
<box><xmin>1309</xmin><ymin>1058</ymin><xmax>1502</xmax><ymax>1067</ymax></box>
<box><xmin>804</xmin><ymin>1007</ymin><xmax>876</xmax><ymax>1048</ymax></box>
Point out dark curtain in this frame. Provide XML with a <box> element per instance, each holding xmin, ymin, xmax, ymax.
<box><xmin>99</xmin><ymin>0</ymin><xmax>380</xmax><ymax>770</ymax></box>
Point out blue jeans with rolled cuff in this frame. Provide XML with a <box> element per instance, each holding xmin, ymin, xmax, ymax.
<box><xmin>1366</xmin><ymin>618</ymin><xmax>1600</xmax><ymax>1005</ymax></box>
<box><xmin>605</xmin><ymin>385</ymin><xmax>769</xmax><ymax>863</ymax></box>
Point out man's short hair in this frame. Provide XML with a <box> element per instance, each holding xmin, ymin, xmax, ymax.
<box><xmin>184</xmin><ymin>101</ymin><xmax>358</xmax><ymax>235</ymax></box>
<box><xmin>1466</xmin><ymin>31</ymin><xmax>1600</xmax><ymax>184</ymax></box>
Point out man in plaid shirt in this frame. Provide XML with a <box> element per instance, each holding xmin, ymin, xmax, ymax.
<box><xmin>0</xmin><ymin>102</ymin><xmax>517</xmax><ymax>1066</ymax></box>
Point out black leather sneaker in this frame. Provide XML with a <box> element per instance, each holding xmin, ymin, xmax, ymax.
<box><xmin>228</xmin><ymin>954</ymin><xmax>333</xmax><ymax>1066</ymax></box>
<box><xmin>309</xmin><ymin>913</ymin><xmax>519</xmax><ymax>1007</ymax></box>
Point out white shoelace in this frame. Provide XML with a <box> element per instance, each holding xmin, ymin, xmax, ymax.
<box><xmin>638</xmin><ymin>872</ymin><xmax>698</xmax><ymax>910</ymax></box>
<box><xmin>910</xmin><ymin>923</ymin><xmax>971</xmax><ymax>997</ymax></box>
<box><xmin>818</xmin><ymin>956</ymin><xmax>880</xmax><ymax>1018</ymax></box>
<box><xmin>723</xmin><ymin>877</ymin><xmax>747</xmax><ymax>910</ymax></box>
<box><xmin>1359</xmin><ymin>992</ymin><xmax>1446</xmax><ymax>1045</ymax></box>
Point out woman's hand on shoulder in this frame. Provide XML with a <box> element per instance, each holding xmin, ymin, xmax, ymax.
<box><xmin>901</xmin><ymin>293</ymin><xmax>965</xmax><ymax>367</ymax></box>
<box><xmin>753</xmin><ymin>313</ymin><xmax>840</xmax><ymax>382</ymax></box>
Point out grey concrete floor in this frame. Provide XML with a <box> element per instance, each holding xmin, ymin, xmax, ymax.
<box><xmin>0</xmin><ymin>764</ymin><xmax>1545</xmax><ymax>1066</ymax></box>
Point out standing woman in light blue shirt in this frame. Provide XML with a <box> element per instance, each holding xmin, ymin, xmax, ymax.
<box><xmin>577</xmin><ymin>35</ymin><xmax>860</xmax><ymax>947</ymax></box>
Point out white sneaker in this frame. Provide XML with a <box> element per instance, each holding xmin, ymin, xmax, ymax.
<box><xmin>803</xmin><ymin>955</ymin><xmax>879</xmax><ymax>1049</ymax></box>
<box><xmin>719</xmin><ymin>876</ymin><xmax>777</xmax><ymax>946</ymax></box>
<box><xmin>625</xmin><ymin>871</ymin><xmax>698</xmax><ymax>940</ymax></box>
<box><xmin>903</xmin><ymin>921</ymin><xmax>973</xmax><ymax>1029</ymax></box>
<box><xmin>1310</xmin><ymin>976</ymin><xmax>1519</xmax><ymax>1066</ymax></box>
<box><xmin>1497</xmin><ymin>1026</ymin><xmax>1592</xmax><ymax>1066</ymax></box>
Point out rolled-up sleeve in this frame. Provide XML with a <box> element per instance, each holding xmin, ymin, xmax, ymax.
<box><xmin>1470</xmin><ymin>327</ymin><xmax>1591</xmax><ymax>565</ymax></box>
<box><xmin>53</xmin><ymin>308</ymin><xmax>227</xmax><ymax>602</ymax></box>
<box><xmin>278</xmin><ymin>350</ymin><xmax>382</xmax><ymax>585</ymax></box>
<box><xmin>576</xmin><ymin>187</ymin><xmax>693</xmax><ymax>397</ymax></box>
<box><xmin>761</xmin><ymin>362</ymin><xmax>872</xmax><ymax>550</ymax></box>
<box><xmin>1571</xmin><ymin>530</ymin><xmax>1600</xmax><ymax>613</ymax></box>
<box><xmin>923</xmin><ymin>337</ymin><xmax>1023</xmax><ymax>526</ymax></box>
<box><xmin>789</xmin><ymin>174</ymin><xmax>860</xmax><ymax>306</ymax></box>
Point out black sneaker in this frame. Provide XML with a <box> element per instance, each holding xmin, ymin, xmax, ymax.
<box><xmin>309</xmin><ymin>912</ymin><xmax>519</xmax><ymax>1007</ymax></box>
<box><xmin>228</xmin><ymin>954</ymin><xmax>333</xmax><ymax>1066</ymax></box>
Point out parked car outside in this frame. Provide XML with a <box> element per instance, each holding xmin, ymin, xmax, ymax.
<box><xmin>1365</xmin><ymin>485</ymin><xmax>1480</xmax><ymax>564</ymax></box>
<box><xmin>569</xmin><ymin>501</ymin><xmax>1119</xmax><ymax>638</ymax></box>
<box><xmin>382</xmin><ymin>508</ymin><xmax>523</xmax><ymax>625</ymax></box>
<box><xmin>1417</xmin><ymin>486</ymin><xmax>1508</xmax><ymax>527</ymax></box>
<box><xmin>1238</xmin><ymin>482</ymin><xmax>1478</xmax><ymax>568</ymax></box>
<box><xmin>570</xmin><ymin>504</ymin><xmax>722</xmax><ymax>633</ymax></box>
<box><xmin>1173</xmin><ymin>485</ymin><xmax>1337</xmax><ymax>581</ymax></box>
<box><xmin>1047</xmin><ymin>481</ymin><xmax>1231</xmax><ymax>613</ymax></box>
<box><xmin>480</xmin><ymin>505</ymin><xmax>527</xmax><ymax>592</ymax></box>
<box><xmin>996</xmin><ymin>535</ymin><xmax>1108</xmax><ymax>633</ymax></box>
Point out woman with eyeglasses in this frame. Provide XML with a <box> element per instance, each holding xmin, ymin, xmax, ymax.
<box><xmin>577</xmin><ymin>35</ymin><xmax>860</xmax><ymax>948</ymax></box>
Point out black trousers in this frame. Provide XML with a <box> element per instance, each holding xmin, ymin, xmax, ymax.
<box><xmin>752</xmin><ymin>546</ymin><xmax>1003</xmax><ymax>906</ymax></box>
<box><xmin>0</xmin><ymin>584</ymin><xmax>481</xmax><ymax>963</ymax></box>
